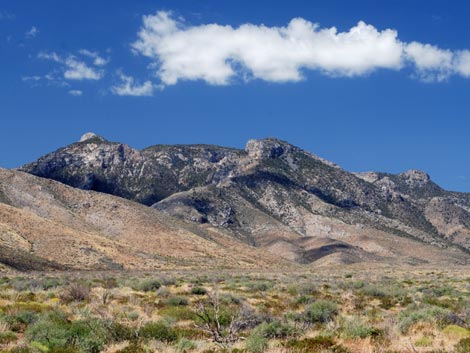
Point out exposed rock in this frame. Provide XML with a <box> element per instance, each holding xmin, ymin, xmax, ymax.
<box><xmin>79</xmin><ymin>132</ymin><xmax>106</xmax><ymax>142</ymax></box>
<box><xmin>16</xmin><ymin>135</ymin><xmax>470</xmax><ymax>267</ymax></box>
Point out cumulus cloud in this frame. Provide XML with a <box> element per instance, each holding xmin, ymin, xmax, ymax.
<box><xmin>405</xmin><ymin>44</ymin><xmax>470</xmax><ymax>81</ymax></box>
<box><xmin>453</xmin><ymin>51</ymin><xmax>470</xmax><ymax>77</ymax></box>
<box><xmin>64</xmin><ymin>57</ymin><xmax>103</xmax><ymax>80</ymax></box>
<box><xmin>111</xmin><ymin>72</ymin><xmax>155</xmax><ymax>96</ymax></box>
<box><xmin>38</xmin><ymin>51</ymin><xmax>104</xmax><ymax>80</ymax></box>
<box><xmin>132</xmin><ymin>12</ymin><xmax>403</xmax><ymax>85</ymax></box>
<box><xmin>405</xmin><ymin>42</ymin><xmax>453</xmax><ymax>81</ymax></box>
<box><xmin>132</xmin><ymin>11</ymin><xmax>470</xmax><ymax>85</ymax></box>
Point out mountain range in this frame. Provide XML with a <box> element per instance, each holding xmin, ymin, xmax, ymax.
<box><xmin>1</xmin><ymin>132</ymin><xmax>469</xmax><ymax>271</ymax></box>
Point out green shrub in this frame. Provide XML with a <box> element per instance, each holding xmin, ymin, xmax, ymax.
<box><xmin>246</xmin><ymin>330</ymin><xmax>268</xmax><ymax>353</ymax></box>
<box><xmin>5</xmin><ymin>302</ymin><xmax>51</xmax><ymax>314</ymax></box>
<box><xmin>165</xmin><ymin>296</ymin><xmax>189</xmax><ymax>306</ymax></box>
<box><xmin>284</xmin><ymin>336</ymin><xmax>349</xmax><ymax>353</ymax></box>
<box><xmin>0</xmin><ymin>331</ymin><xmax>17</xmax><ymax>344</ymax></box>
<box><xmin>40</xmin><ymin>277</ymin><xmax>62</xmax><ymax>290</ymax></box>
<box><xmin>4</xmin><ymin>310</ymin><xmax>39</xmax><ymax>332</ymax></box>
<box><xmin>246</xmin><ymin>281</ymin><xmax>273</xmax><ymax>292</ymax></box>
<box><xmin>160</xmin><ymin>306</ymin><xmax>196</xmax><ymax>321</ymax></box>
<box><xmin>293</xmin><ymin>295</ymin><xmax>312</xmax><ymax>306</ymax></box>
<box><xmin>455</xmin><ymin>337</ymin><xmax>470</xmax><ymax>353</ymax></box>
<box><xmin>191</xmin><ymin>287</ymin><xmax>207</xmax><ymax>295</ymax></box>
<box><xmin>302</xmin><ymin>300</ymin><xmax>338</xmax><ymax>325</ymax></box>
<box><xmin>340</xmin><ymin>317</ymin><xmax>382</xmax><ymax>339</ymax></box>
<box><xmin>25</xmin><ymin>312</ymin><xmax>107</xmax><ymax>353</ymax></box>
<box><xmin>115</xmin><ymin>342</ymin><xmax>147</xmax><ymax>353</ymax></box>
<box><xmin>137</xmin><ymin>279</ymin><xmax>161</xmax><ymax>292</ymax></box>
<box><xmin>361</xmin><ymin>285</ymin><xmax>387</xmax><ymax>298</ymax></box>
<box><xmin>175</xmin><ymin>337</ymin><xmax>197</xmax><ymax>352</ymax></box>
<box><xmin>107</xmin><ymin>322</ymin><xmax>135</xmax><ymax>342</ymax></box>
<box><xmin>140</xmin><ymin>321</ymin><xmax>177</xmax><ymax>342</ymax></box>
<box><xmin>397</xmin><ymin>305</ymin><xmax>450</xmax><ymax>333</ymax></box>
<box><xmin>442</xmin><ymin>325</ymin><xmax>470</xmax><ymax>339</ymax></box>
<box><xmin>414</xmin><ymin>336</ymin><xmax>433</xmax><ymax>347</ymax></box>
<box><xmin>68</xmin><ymin>319</ymin><xmax>108</xmax><ymax>353</ymax></box>
<box><xmin>252</xmin><ymin>320</ymin><xmax>298</xmax><ymax>339</ymax></box>
<box><xmin>26</xmin><ymin>312</ymin><xmax>70</xmax><ymax>349</ymax></box>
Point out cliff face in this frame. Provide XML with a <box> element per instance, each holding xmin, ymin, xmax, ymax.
<box><xmin>14</xmin><ymin>133</ymin><xmax>470</xmax><ymax>269</ymax></box>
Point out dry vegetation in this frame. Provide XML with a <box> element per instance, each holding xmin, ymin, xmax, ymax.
<box><xmin>0</xmin><ymin>267</ymin><xmax>470</xmax><ymax>353</ymax></box>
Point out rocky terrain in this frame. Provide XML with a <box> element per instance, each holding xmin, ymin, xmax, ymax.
<box><xmin>1</xmin><ymin>132</ymin><xmax>469</xmax><ymax>270</ymax></box>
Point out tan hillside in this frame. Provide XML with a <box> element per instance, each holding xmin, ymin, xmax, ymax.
<box><xmin>0</xmin><ymin>169</ymin><xmax>292</xmax><ymax>271</ymax></box>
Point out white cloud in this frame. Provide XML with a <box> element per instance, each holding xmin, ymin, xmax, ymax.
<box><xmin>132</xmin><ymin>11</ymin><xmax>470</xmax><ymax>85</ymax></box>
<box><xmin>78</xmin><ymin>49</ymin><xmax>109</xmax><ymax>66</ymax></box>
<box><xmin>22</xmin><ymin>75</ymin><xmax>41</xmax><ymax>82</ymax></box>
<box><xmin>38</xmin><ymin>52</ymin><xmax>104</xmax><ymax>80</ymax></box>
<box><xmin>133</xmin><ymin>12</ymin><xmax>403</xmax><ymax>85</ymax></box>
<box><xmin>454</xmin><ymin>50</ymin><xmax>470</xmax><ymax>77</ymax></box>
<box><xmin>38</xmin><ymin>51</ymin><xmax>61</xmax><ymax>62</ymax></box>
<box><xmin>25</xmin><ymin>26</ymin><xmax>39</xmax><ymax>38</ymax></box>
<box><xmin>405</xmin><ymin>43</ymin><xmax>470</xmax><ymax>81</ymax></box>
<box><xmin>64</xmin><ymin>57</ymin><xmax>103</xmax><ymax>80</ymax></box>
<box><xmin>405</xmin><ymin>42</ymin><xmax>453</xmax><ymax>81</ymax></box>
<box><xmin>68</xmin><ymin>90</ymin><xmax>83</xmax><ymax>96</ymax></box>
<box><xmin>111</xmin><ymin>72</ymin><xmax>154</xmax><ymax>96</ymax></box>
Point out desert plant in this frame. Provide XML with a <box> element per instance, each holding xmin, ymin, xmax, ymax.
<box><xmin>115</xmin><ymin>342</ymin><xmax>147</xmax><ymax>353</ymax></box>
<box><xmin>137</xmin><ymin>279</ymin><xmax>161</xmax><ymax>292</ymax></box>
<box><xmin>140</xmin><ymin>321</ymin><xmax>177</xmax><ymax>342</ymax></box>
<box><xmin>166</xmin><ymin>296</ymin><xmax>189</xmax><ymax>306</ymax></box>
<box><xmin>340</xmin><ymin>316</ymin><xmax>382</xmax><ymax>339</ymax></box>
<box><xmin>252</xmin><ymin>320</ymin><xmax>298</xmax><ymax>339</ymax></box>
<box><xmin>25</xmin><ymin>311</ymin><xmax>108</xmax><ymax>353</ymax></box>
<box><xmin>283</xmin><ymin>336</ymin><xmax>349</xmax><ymax>353</ymax></box>
<box><xmin>194</xmin><ymin>288</ymin><xmax>248</xmax><ymax>346</ymax></box>
<box><xmin>60</xmin><ymin>283</ymin><xmax>91</xmax><ymax>303</ymax></box>
<box><xmin>175</xmin><ymin>337</ymin><xmax>197</xmax><ymax>352</ymax></box>
<box><xmin>302</xmin><ymin>300</ymin><xmax>338</xmax><ymax>326</ymax></box>
<box><xmin>245</xmin><ymin>330</ymin><xmax>268</xmax><ymax>353</ymax></box>
<box><xmin>398</xmin><ymin>305</ymin><xmax>450</xmax><ymax>333</ymax></box>
<box><xmin>191</xmin><ymin>287</ymin><xmax>207</xmax><ymax>295</ymax></box>
<box><xmin>3</xmin><ymin>346</ymin><xmax>33</xmax><ymax>353</ymax></box>
<box><xmin>0</xmin><ymin>331</ymin><xmax>17</xmax><ymax>344</ymax></box>
<box><xmin>455</xmin><ymin>337</ymin><xmax>470</xmax><ymax>353</ymax></box>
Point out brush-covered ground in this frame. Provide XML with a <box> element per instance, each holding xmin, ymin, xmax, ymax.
<box><xmin>0</xmin><ymin>267</ymin><xmax>470</xmax><ymax>353</ymax></box>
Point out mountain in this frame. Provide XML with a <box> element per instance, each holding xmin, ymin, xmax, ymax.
<box><xmin>0</xmin><ymin>168</ymin><xmax>288</xmax><ymax>272</ymax></box>
<box><xmin>5</xmin><ymin>132</ymin><xmax>470</xmax><ymax>270</ymax></box>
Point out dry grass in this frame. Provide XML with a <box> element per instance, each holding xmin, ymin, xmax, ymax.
<box><xmin>0</xmin><ymin>267</ymin><xmax>468</xmax><ymax>352</ymax></box>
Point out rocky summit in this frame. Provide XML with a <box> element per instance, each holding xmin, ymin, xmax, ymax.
<box><xmin>1</xmin><ymin>134</ymin><xmax>469</xmax><ymax>271</ymax></box>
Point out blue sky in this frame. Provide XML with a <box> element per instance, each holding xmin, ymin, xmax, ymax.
<box><xmin>1</xmin><ymin>0</ymin><xmax>470</xmax><ymax>191</ymax></box>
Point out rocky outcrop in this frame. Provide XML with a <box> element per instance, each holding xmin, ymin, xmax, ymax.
<box><xmin>18</xmin><ymin>134</ymin><xmax>470</xmax><ymax>266</ymax></box>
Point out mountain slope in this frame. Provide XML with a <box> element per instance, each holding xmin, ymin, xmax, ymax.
<box><xmin>15</xmin><ymin>133</ymin><xmax>470</xmax><ymax>268</ymax></box>
<box><xmin>0</xmin><ymin>169</ymin><xmax>291</xmax><ymax>270</ymax></box>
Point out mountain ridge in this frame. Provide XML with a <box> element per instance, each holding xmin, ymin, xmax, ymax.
<box><xmin>3</xmin><ymin>133</ymin><xmax>469</xmax><ymax>270</ymax></box>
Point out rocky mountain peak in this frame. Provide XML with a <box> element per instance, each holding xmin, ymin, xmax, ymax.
<box><xmin>245</xmin><ymin>138</ymin><xmax>294</xmax><ymax>160</ymax></box>
<box><xmin>15</xmin><ymin>135</ymin><xmax>470</xmax><ymax>267</ymax></box>
<box><xmin>399</xmin><ymin>169</ymin><xmax>431</xmax><ymax>187</ymax></box>
<box><xmin>79</xmin><ymin>132</ymin><xmax>106</xmax><ymax>143</ymax></box>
